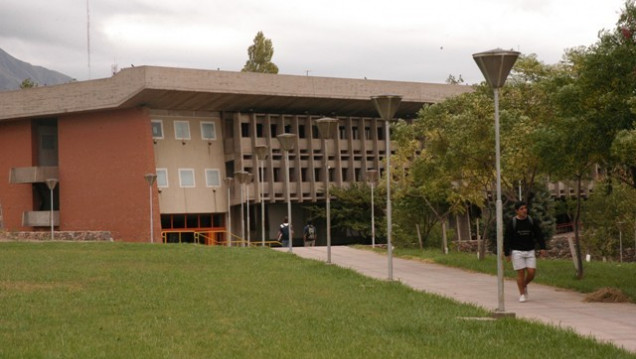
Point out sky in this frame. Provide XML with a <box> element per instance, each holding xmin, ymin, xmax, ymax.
<box><xmin>0</xmin><ymin>0</ymin><xmax>628</xmax><ymax>85</ymax></box>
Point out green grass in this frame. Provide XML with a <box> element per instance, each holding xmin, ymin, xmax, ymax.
<box><xmin>375</xmin><ymin>246</ymin><xmax>636</xmax><ymax>302</ymax></box>
<box><xmin>0</xmin><ymin>242</ymin><xmax>634</xmax><ymax>358</ymax></box>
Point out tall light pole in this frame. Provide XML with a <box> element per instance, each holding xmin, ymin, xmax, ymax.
<box><xmin>473</xmin><ymin>48</ymin><xmax>520</xmax><ymax>317</ymax></box>
<box><xmin>254</xmin><ymin>145</ymin><xmax>269</xmax><ymax>247</ymax></box>
<box><xmin>315</xmin><ymin>117</ymin><xmax>339</xmax><ymax>264</ymax></box>
<box><xmin>234</xmin><ymin>170</ymin><xmax>250</xmax><ymax>247</ymax></box>
<box><xmin>371</xmin><ymin>95</ymin><xmax>401</xmax><ymax>281</ymax></box>
<box><xmin>224</xmin><ymin>177</ymin><xmax>233</xmax><ymax>247</ymax></box>
<box><xmin>45</xmin><ymin>178</ymin><xmax>58</xmax><ymax>241</ymax></box>
<box><xmin>366</xmin><ymin>169</ymin><xmax>378</xmax><ymax>248</ymax></box>
<box><xmin>277</xmin><ymin>133</ymin><xmax>296</xmax><ymax>252</ymax></box>
<box><xmin>246</xmin><ymin>173</ymin><xmax>253</xmax><ymax>246</ymax></box>
<box><xmin>144</xmin><ymin>174</ymin><xmax>157</xmax><ymax>243</ymax></box>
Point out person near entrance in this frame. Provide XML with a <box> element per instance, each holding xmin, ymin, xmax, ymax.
<box><xmin>303</xmin><ymin>220</ymin><xmax>317</xmax><ymax>247</ymax></box>
<box><xmin>504</xmin><ymin>201</ymin><xmax>546</xmax><ymax>303</ymax></box>
<box><xmin>277</xmin><ymin>216</ymin><xmax>291</xmax><ymax>247</ymax></box>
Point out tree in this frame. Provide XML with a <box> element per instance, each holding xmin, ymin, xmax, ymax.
<box><xmin>570</xmin><ymin>0</ymin><xmax>636</xmax><ymax>188</ymax></box>
<box><xmin>242</xmin><ymin>31</ymin><xmax>279</xmax><ymax>74</ymax></box>
<box><xmin>304</xmin><ymin>182</ymin><xmax>386</xmax><ymax>243</ymax></box>
<box><xmin>20</xmin><ymin>78</ymin><xmax>37</xmax><ymax>89</ymax></box>
<box><xmin>582</xmin><ymin>181</ymin><xmax>636</xmax><ymax>260</ymax></box>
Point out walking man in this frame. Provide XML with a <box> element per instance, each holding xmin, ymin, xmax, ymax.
<box><xmin>277</xmin><ymin>216</ymin><xmax>291</xmax><ymax>248</ymax></box>
<box><xmin>504</xmin><ymin>201</ymin><xmax>546</xmax><ymax>302</ymax></box>
<box><xmin>303</xmin><ymin>220</ymin><xmax>316</xmax><ymax>247</ymax></box>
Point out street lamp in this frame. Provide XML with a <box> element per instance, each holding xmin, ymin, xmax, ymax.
<box><xmin>254</xmin><ymin>145</ymin><xmax>269</xmax><ymax>247</ymax></box>
<box><xmin>366</xmin><ymin>169</ymin><xmax>378</xmax><ymax>248</ymax></box>
<box><xmin>224</xmin><ymin>177</ymin><xmax>233</xmax><ymax>247</ymax></box>
<box><xmin>277</xmin><ymin>133</ymin><xmax>296</xmax><ymax>252</ymax></box>
<box><xmin>234</xmin><ymin>170</ymin><xmax>251</xmax><ymax>247</ymax></box>
<box><xmin>371</xmin><ymin>95</ymin><xmax>401</xmax><ymax>281</ymax></box>
<box><xmin>246</xmin><ymin>172</ymin><xmax>253</xmax><ymax>246</ymax></box>
<box><xmin>144</xmin><ymin>173</ymin><xmax>157</xmax><ymax>243</ymax></box>
<box><xmin>473</xmin><ymin>48</ymin><xmax>520</xmax><ymax>317</ymax></box>
<box><xmin>45</xmin><ymin>178</ymin><xmax>58</xmax><ymax>241</ymax></box>
<box><xmin>315</xmin><ymin>117</ymin><xmax>339</xmax><ymax>264</ymax></box>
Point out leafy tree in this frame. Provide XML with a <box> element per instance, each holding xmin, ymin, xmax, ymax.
<box><xmin>411</xmin><ymin>56</ymin><xmax>561</xmax><ymax>258</ymax></box>
<box><xmin>445</xmin><ymin>74</ymin><xmax>464</xmax><ymax>84</ymax></box>
<box><xmin>529</xmin><ymin>49</ymin><xmax>604</xmax><ymax>278</ymax></box>
<box><xmin>570</xmin><ymin>0</ymin><xmax>636</xmax><ymax>188</ymax></box>
<box><xmin>582</xmin><ymin>181</ymin><xmax>636</xmax><ymax>259</ymax></box>
<box><xmin>242</xmin><ymin>31</ymin><xmax>279</xmax><ymax>74</ymax></box>
<box><xmin>20</xmin><ymin>78</ymin><xmax>37</xmax><ymax>89</ymax></box>
<box><xmin>304</xmin><ymin>182</ymin><xmax>386</xmax><ymax>243</ymax></box>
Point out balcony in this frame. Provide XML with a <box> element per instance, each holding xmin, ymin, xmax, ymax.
<box><xmin>22</xmin><ymin>211</ymin><xmax>59</xmax><ymax>227</ymax></box>
<box><xmin>10</xmin><ymin>166</ymin><xmax>59</xmax><ymax>184</ymax></box>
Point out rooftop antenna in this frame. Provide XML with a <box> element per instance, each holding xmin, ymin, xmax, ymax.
<box><xmin>86</xmin><ymin>0</ymin><xmax>91</xmax><ymax>79</ymax></box>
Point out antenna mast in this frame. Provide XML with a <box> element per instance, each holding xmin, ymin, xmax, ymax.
<box><xmin>86</xmin><ymin>0</ymin><xmax>91</xmax><ymax>79</ymax></box>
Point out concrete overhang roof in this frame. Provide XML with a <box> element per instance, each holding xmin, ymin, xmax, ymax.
<box><xmin>0</xmin><ymin>66</ymin><xmax>474</xmax><ymax>121</ymax></box>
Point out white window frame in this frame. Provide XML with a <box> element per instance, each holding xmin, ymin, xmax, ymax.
<box><xmin>178</xmin><ymin>168</ymin><xmax>196</xmax><ymax>188</ymax></box>
<box><xmin>205</xmin><ymin>169</ymin><xmax>221</xmax><ymax>187</ymax></box>
<box><xmin>200</xmin><ymin>121</ymin><xmax>217</xmax><ymax>140</ymax></box>
<box><xmin>151</xmin><ymin>120</ymin><xmax>164</xmax><ymax>139</ymax></box>
<box><xmin>156</xmin><ymin>168</ymin><xmax>168</xmax><ymax>188</ymax></box>
<box><xmin>174</xmin><ymin>121</ymin><xmax>191</xmax><ymax>140</ymax></box>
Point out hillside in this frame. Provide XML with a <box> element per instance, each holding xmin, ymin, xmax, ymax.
<box><xmin>0</xmin><ymin>48</ymin><xmax>73</xmax><ymax>90</ymax></box>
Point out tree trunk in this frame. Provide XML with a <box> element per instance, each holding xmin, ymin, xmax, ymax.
<box><xmin>574</xmin><ymin>175</ymin><xmax>584</xmax><ymax>279</ymax></box>
<box><xmin>441</xmin><ymin>218</ymin><xmax>448</xmax><ymax>254</ymax></box>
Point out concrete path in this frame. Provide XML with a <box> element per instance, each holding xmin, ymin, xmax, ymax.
<box><xmin>276</xmin><ymin>246</ymin><xmax>636</xmax><ymax>354</ymax></box>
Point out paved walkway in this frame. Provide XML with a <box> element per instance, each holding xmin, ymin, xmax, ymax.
<box><xmin>276</xmin><ymin>246</ymin><xmax>636</xmax><ymax>354</ymax></box>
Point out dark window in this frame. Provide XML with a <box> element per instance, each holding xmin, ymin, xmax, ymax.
<box><xmin>241</xmin><ymin>123</ymin><xmax>250</xmax><ymax>137</ymax></box>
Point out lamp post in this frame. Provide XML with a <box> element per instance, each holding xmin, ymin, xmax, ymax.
<box><xmin>315</xmin><ymin>117</ymin><xmax>339</xmax><ymax>264</ymax></box>
<box><xmin>234</xmin><ymin>170</ymin><xmax>250</xmax><ymax>247</ymax></box>
<box><xmin>371</xmin><ymin>95</ymin><xmax>401</xmax><ymax>281</ymax></box>
<box><xmin>254</xmin><ymin>145</ymin><xmax>269</xmax><ymax>247</ymax></box>
<box><xmin>144</xmin><ymin>173</ymin><xmax>157</xmax><ymax>243</ymax></box>
<box><xmin>277</xmin><ymin>133</ymin><xmax>296</xmax><ymax>252</ymax></box>
<box><xmin>473</xmin><ymin>48</ymin><xmax>520</xmax><ymax>316</ymax></box>
<box><xmin>366</xmin><ymin>169</ymin><xmax>378</xmax><ymax>248</ymax></box>
<box><xmin>224</xmin><ymin>177</ymin><xmax>233</xmax><ymax>247</ymax></box>
<box><xmin>246</xmin><ymin>173</ymin><xmax>253</xmax><ymax>246</ymax></box>
<box><xmin>45</xmin><ymin>178</ymin><xmax>58</xmax><ymax>241</ymax></box>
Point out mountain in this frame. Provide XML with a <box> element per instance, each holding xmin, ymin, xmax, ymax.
<box><xmin>0</xmin><ymin>48</ymin><xmax>74</xmax><ymax>91</ymax></box>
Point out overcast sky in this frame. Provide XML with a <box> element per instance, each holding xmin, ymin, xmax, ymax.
<box><xmin>0</xmin><ymin>0</ymin><xmax>627</xmax><ymax>84</ymax></box>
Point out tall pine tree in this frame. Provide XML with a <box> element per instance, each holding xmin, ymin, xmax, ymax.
<box><xmin>242</xmin><ymin>31</ymin><xmax>279</xmax><ymax>74</ymax></box>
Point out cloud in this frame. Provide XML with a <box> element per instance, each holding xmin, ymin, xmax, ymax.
<box><xmin>0</xmin><ymin>0</ymin><xmax>626</xmax><ymax>83</ymax></box>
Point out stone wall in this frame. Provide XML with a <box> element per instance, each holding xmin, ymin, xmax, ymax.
<box><xmin>455</xmin><ymin>234</ymin><xmax>635</xmax><ymax>262</ymax></box>
<box><xmin>0</xmin><ymin>231</ymin><xmax>113</xmax><ymax>242</ymax></box>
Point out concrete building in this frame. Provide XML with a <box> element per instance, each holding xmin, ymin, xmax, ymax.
<box><xmin>0</xmin><ymin>66</ymin><xmax>472</xmax><ymax>244</ymax></box>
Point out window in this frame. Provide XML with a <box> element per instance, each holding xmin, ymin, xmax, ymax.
<box><xmin>241</xmin><ymin>123</ymin><xmax>250</xmax><ymax>137</ymax></box>
<box><xmin>201</xmin><ymin>122</ymin><xmax>216</xmax><ymax>140</ymax></box>
<box><xmin>179</xmin><ymin>169</ymin><xmax>195</xmax><ymax>188</ymax></box>
<box><xmin>205</xmin><ymin>169</ymin><xmax>221</xmax><ymax>187</ymax></box>
<box><xmin>151</xmin><ymin>120</ymin><xmax>164</xmax><ymax>139</ymax></box>
<box><xmin>175</xmin><ymin>121</ymin><xmax>191</xmax><ymax>140</ymax></box>
<box><xmin>156</xmin><ymin>168</ymin><xmax>168</xmax><ymax>188</ymax></box>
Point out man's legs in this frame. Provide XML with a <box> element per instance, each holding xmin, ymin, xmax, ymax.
<box><xmin>515</xmin><ymin>269</ymin><xmax>526</xmax><ymax>295</ymax></box>
<box><xmin>516</xmin><ymin>268</ymin><xmax>536</xmax><ymax>293</ymax></box>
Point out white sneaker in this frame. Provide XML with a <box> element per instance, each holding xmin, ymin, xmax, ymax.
<box><xmin>519</xmin><ymin>294</ymin><xmax>527</xmax><ymax>303</ymax></box>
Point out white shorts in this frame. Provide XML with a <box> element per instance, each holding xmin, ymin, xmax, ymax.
<box><xmin>511</xmin><ymin>250</ymin><xmax>536</xmax><ymax>271</ymax></box>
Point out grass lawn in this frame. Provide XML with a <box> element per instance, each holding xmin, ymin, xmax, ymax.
<box><xmin>377</xmin><ymin>246</ymin><xmax>636</xmax><ymax>302</ymax></box>
<box><xmin>0</xmin><ymin>242</ymin><xmax>634</xmax><ymax>358</ymax></box>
